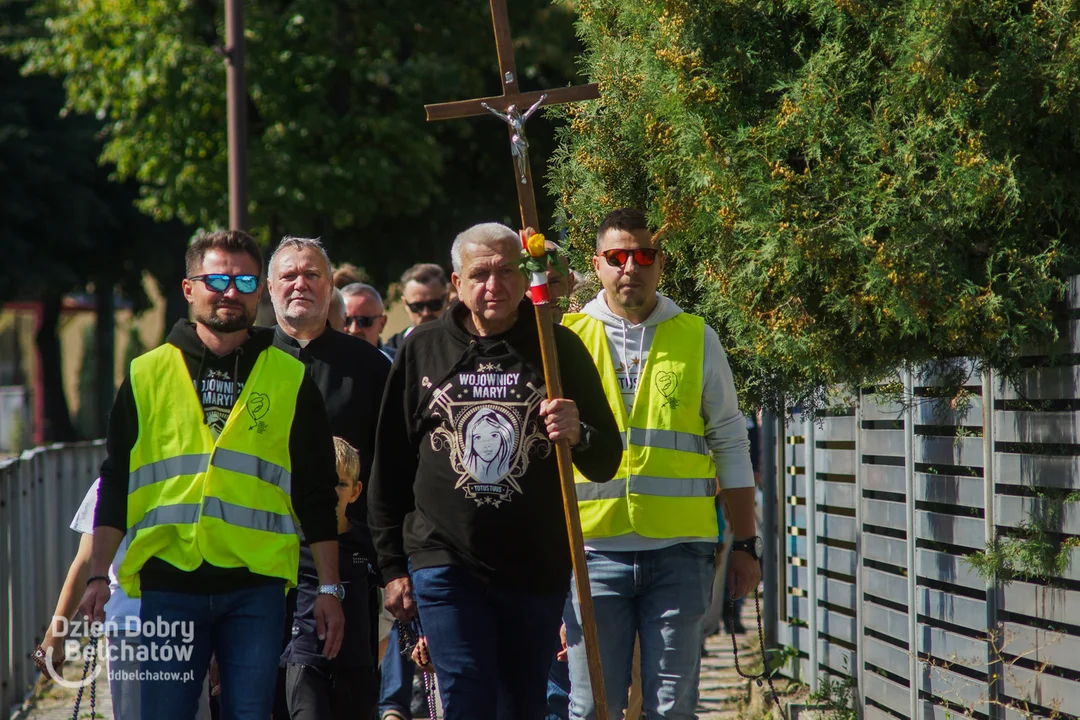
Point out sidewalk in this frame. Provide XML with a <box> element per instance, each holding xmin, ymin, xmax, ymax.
<box><xmin>697</xmin><ymin>598</ymin><xmax>764</xmax><ymax>719</ymax></box>
<box><xmin>18</xmin><ymin>662</ymin><xmax>112</xmax><ymax>720</ymax></box>
<box><xmin>20</xmin><ymin>597</ymin><xmax>767</xmax><ymax>720</ymax></box>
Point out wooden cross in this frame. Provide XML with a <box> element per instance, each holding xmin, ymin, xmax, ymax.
<box><xmin>424</xmin><ymin>0</ymin><xmax>599</xmax><ymax>232</ymax></box>
<box><xmin>424</xmin><ymin>2</ymin><xmax>609</xmax><ymax>715</ymax></box>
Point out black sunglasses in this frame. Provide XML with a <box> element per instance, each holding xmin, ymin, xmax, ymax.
<box><xmin>599</xmin><ymin>248</ymin><xmax>660</xmax><ymax>268</ymax></box>
<box><xmin>345</xmin><ymin>315</ymin><xmax>382</xmax><ymax>329</ymax></box>
<box><xmin>406</xmin><ymin>297</ymin><xmax>445</xmax><ymax>313</ymax></box>
<box><xmin>189</xmin><ymin>274</ymin><xmax>259</xmax><ymax>294</ymax></box>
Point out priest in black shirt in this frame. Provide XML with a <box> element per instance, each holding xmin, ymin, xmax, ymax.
<box><xmin>268</xmin><ymin>235</ymin><xmax>391</xmax><ymax>718</ymax></box>
<box><xmin>268</xmin><ymin>236</ymin><xmax>390</xmax><ymax>543</ymax></box>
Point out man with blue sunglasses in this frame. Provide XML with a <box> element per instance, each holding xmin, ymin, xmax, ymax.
<box><xmin>78</xmin><ymin>229</ymin><xmax>344</xmax><ymax>720</ymax></box>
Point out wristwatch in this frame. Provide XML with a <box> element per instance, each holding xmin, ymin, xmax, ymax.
<box><xmin>573</xmin><ymin>422</ymin><xmax>594</xmax><ymax>452</ymax></box>
<box><xmin>731</xmin><ymin>536</ymin><xmax>763</xmax><ymax>561</ymax></box>
<box><xmin>317</xmin><ymin>583</ymin><xmax>346</xmax><ymax>601</ymax></box>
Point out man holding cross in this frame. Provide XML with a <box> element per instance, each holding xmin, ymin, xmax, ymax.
<box><xmin>562</xmin><ymin>208</ymin><xmax>761</xmax><ymax>720</ymax></box>
<box><xmin>368</xmin><ymin>222</ymin><xmax>621</xmax><ymax>720</ymax></box>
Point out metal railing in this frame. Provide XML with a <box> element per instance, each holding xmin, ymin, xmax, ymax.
<box><xmin>0</xmin><ymin>441</ymin><xmax>105</xmax><ymax>716</ymax></box>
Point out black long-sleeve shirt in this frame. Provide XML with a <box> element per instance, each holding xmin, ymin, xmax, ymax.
<box><xmin>272</xmin><ymin>324</ymin><xmax>390</xmax><ymax>561</ymax></box>
<box><xmin>368</xmin><ymin>301</ymin><xmax>621</xmax><ymax>594</ymax></box>
<box><xmin>96</xmin><ymin>320</ymin><xmax>339</xmax><ymax>594</ymax></box>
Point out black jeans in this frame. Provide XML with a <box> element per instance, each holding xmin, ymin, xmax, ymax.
<box><xmin>285</xmin><ymin>663</ymin><xmax>379</xmax><ymax>720</ymax></box>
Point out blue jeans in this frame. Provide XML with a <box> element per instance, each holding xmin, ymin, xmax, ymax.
<box><xmin>378</xmin><ymin>621</ymin><xmax>417</xmax><ymax>717</ymax></box>
<box><xmin>546</xmin><ymin>651</ymin><xmax>571</xmax><ymax>720</ymax></box>
<box><xmin>140</xmin><ymin>583</ymin><xmax>286</xmax><ymax>720</ymax></box>
<box><xmin>564</xmin><ymin>543</ymin><xmax>714</xmax><ymax>720</ymax></box>
<box><xmin>411</xmin><ymin>565</ymin><xmax>565</xmax><ymax>720</ymax></box>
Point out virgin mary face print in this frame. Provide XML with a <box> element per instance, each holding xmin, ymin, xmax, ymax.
<box><xmin>427</xmin><ymin>369</ymin><xmax>553</xmax><ymax>507</ymax></box>
<box><xmin>463</xmin><ymin>409</ymin><xmax>515</xmax><ymax>484</ymax></box>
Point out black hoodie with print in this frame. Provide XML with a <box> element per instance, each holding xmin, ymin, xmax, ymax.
<box><xmin>368</xmin><ymin>301</ymin><xmax>622</xmax><ymax>594</ymax></box>
<box><xmin>95</xmin><ymin>319</ymin><xmax>339</xmax><ymax>594</ymax></box>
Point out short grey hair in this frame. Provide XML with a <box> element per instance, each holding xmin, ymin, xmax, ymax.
<box><xmin>268</xmin><ymin>236</ymin><xmax>333</xmax><ymax>279</ymax></box>
<box><xmin>340</xmin><ymin>282</ymin><xmax>383</xmax><ymax>305</ymax></box>
<box><xmin>451</xmin><ymin>223</ymin><xmax>520</xmax><ymax>273</ymax></box>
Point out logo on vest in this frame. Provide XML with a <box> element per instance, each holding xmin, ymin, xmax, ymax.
<box><xmin>247</xmin><ymin>392</ymin><xmax>270</xmax><ymax>433</ymax></box>
<box><xmin>656</xmin><ymin>371</ymin><xmax>680</xmax><ymax>408</ymax></box>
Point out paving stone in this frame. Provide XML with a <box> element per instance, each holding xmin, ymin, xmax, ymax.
<box><xmin>19</xmin><ymin>595</ymin><xmax>768</xmax><ymax>719</ymax></box>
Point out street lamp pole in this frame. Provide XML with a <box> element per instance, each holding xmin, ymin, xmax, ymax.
<box><xmin>225</xmin><ymin>0</ymin><xmax>247</xmax><ymax>231</ymax></box>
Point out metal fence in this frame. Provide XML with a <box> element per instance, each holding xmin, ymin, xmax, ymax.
<box><xmin>776</xmin><ymin>282</ymin><xmax>1080</xmax><ymax>718</ymax></box>
<box><xmin>0</xmin><ymin>441</ymin><xmax>105</xmax><ymax>716</ymax></box>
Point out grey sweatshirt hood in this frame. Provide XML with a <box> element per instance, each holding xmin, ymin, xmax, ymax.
<box><xmin>579</xmin><ymin>291</ymin><xmax>683</xmax><ymax>416</ymax></box>
<box><xmin>581</xmin><ymin>291</ymin><xmax>683</xmax><ymax>328</ymax></box>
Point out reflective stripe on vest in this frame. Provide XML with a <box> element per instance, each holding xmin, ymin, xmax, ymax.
<box><xmin>202</xmin><ymin>497</ymin><xmax>296</xmax><ymax>536</ymax></box>
<box><xmin>210</xmin><ymin>448</ymin><xmax>292</xmax><ymax>495</ymax></box>
<box><xmin>575</xmin><ymin>476</ymin><xmax>716</xmax><ymax>501</ymax></box>
<box><xmin>128</xmin><ymin>499</ymin><xmax>296</xmax><ymax>537</ymax></box>
<box><xmin>624</xmin><ymin>428</ymin><xmax>709</xmax><ymax>456</ymax></box>
<box><xmin>119</xmin><ymin>343</ymin><xmax>304</xmax><ymax>598</ymax></box>
<box><xmin>563</xmin><ymin>310</ymin><xmax>719</xmax><ymax>540</ymax></box>
<box><xmin>129</xmin><ymin>454</ymin><xmax>210</xmax><ymax>493</ymax></box>
<box><xmin>128</xmin><ymin>449</ymin><xmax>291</xmax><ymax>495</ymax></box>
<box><xmin>129</xmin><ymin>503</ymin><xmax>201</xmax><ymax>534</ymax></box>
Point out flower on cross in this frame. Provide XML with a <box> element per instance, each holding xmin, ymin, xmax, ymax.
<box><xmin>516</xmin><ymin>230</ymin><xmax>565</xmax><ymax>305</ymax></box>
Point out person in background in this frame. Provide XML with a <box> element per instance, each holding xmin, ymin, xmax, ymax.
<box><xmin>282</xmin><ymin>438</ymin><xmax>379</xmax><ymax>720</ymax></box>
<box><xmin>333</xmin><ymin>262</ymin><xmax>368</xmax><ymax>289</ymax></box>
<box><xmin>383</xmin><ymin>263</ymin><xmax>449</xmax><ymax>353</ymax></box>
<box><xmin>340</xmin><ymin>283</ymin><xmax>391</xmax><ymax>359</ymax></box>
<box><xmin>328</xmin><ymin>288</ymin><xmax>347</xmax><ymax>332</ymax></box>
<box><xmin>530</xmin><ymin>236</ymin><xmax>576</xmax><ymax>324</ymax></box>
<box><xmin>532</xmin><ymin>231</ymin><xmax>576</xmax><ymax>720</ymax></box>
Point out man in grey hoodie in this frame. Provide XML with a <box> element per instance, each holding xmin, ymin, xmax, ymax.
<box><xmin>561</xmin><ymin>208</ymin><xmax>760</xmax><ymax>719</ymax></box>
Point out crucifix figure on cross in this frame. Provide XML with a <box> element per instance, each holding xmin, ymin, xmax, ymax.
<box><xmin>424</xmin><ymin>0</ymin><xmax>599</xmax><ymax>232</ymax></box>
<box><xmin>424</xmin><ymin>1</ymin><xmax>610</xmax><ymax>717</ymax></box>
<box><xmin>480</xmin><ymin>94</ymin><xmax>547</xmax><ymax>184</ymax></box>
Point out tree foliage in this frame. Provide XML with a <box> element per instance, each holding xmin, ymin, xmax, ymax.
<box><xmin>1</xmin><ymin>0</ymin><xmax>196</xmax><ymax>440</ymax></box>
<box><xmin>551</xmin><ymin>0</ymin><xmax>1080</xmax><ymax>411</ymax></box>
<box><xmin>11</xmin><ymin>0</ymin><xmax>584</xmax><ymax>286</ymax></box>
<box><xmin>0</xmin><ymin>0</ymin><xmax>191</xmax><ymax>311</ymax></box>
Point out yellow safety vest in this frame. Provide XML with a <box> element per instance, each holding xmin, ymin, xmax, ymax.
<box><xmin>118</xmin><ymin>343</ymin><xmax>305</xmax><ymax>597</ymax></box>
<box><xmin>563</xmin><ymin>312</ymin><xmax>718</xmax><ymax>540</ymax></box>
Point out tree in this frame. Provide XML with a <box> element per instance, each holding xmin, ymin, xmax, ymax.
<box><xmin>11</xmin><ymin>0</ymin><xmax>586</xmax><ymax>288</ymax></box>
<box><xmin>0</xmin><ymin>0</ymin><xmax>191</xmax><ymax>440</ymax></box>
<box><xmin>550</xmin><ymin>0</ymin><xmax>1079</xmax><ymax>412</ymax></box>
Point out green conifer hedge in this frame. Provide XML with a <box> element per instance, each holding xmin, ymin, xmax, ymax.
<box><xmin>551</xmin><ymin>0</ymin><xmax>1079</xmax><ymax>411</ymax></box>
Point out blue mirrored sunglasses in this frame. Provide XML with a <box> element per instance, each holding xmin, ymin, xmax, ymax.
<box><xmin>189</xmin><ymin>274</ymin><xmax>259</xmax><ymax>294</ymax></box>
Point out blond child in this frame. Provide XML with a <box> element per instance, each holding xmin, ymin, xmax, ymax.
<box><xmin>281</xmin><ymin>438</ymin><xmax>379</xmax><ymax>719</ymax></box>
